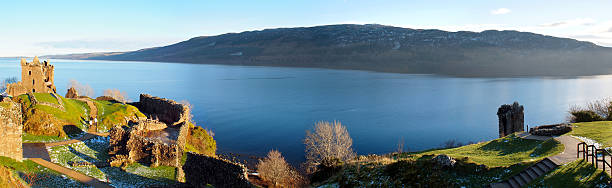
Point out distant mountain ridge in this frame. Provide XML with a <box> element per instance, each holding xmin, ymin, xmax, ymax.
<box><xmin>46</xmin><ymin>24</ymin><xmax>612</xmax><ymax>77</ymax></box>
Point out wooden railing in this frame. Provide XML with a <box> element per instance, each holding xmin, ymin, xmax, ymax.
<box><xmin>577</xmin><ymin>142</ymin><xmax>611</xmax><ymax>176</ymax></box>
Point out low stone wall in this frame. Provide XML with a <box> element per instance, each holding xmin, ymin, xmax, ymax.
<box><xmin>0</xmin><ymin>101</ymin><xmax>23</xmax><ymax>161</ymax></box>
<box><xmin>182</xmin><ymin>152</ymin><xmax>251</xmax><ymax>188</ymax></box>
<box><xmin>529</xmin><ymin>123</ymin><xmax>572</xmax><ymax>136</ymax></box>
<box><xmin>136</xmin><ymin>94</ymin><xmax>189</xmax><ymax>126</ymax></box>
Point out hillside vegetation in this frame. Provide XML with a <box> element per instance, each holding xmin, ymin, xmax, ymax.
<box><xmin>49</xmin><ymin>24</ymin><xmax>612</xmax><ymax>77</ymax></box>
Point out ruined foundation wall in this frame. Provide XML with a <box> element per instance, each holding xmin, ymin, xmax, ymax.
<box><xmin>0</xmin><ymin>101</ymin><xmax>23</xmax><ymax>161</ymax></box>
<box><xmin>497</xmin><ymin>102</ymin><xmax>524</xmax><ymax>138</ymax></box>
<box><xmin>138</xmin><ymin>94</ymin><xmax>189</xmax><ymax>126</ymax></box>
<box><xmin>182</xmin><ymin>152</ymin><xmax>251</xmax><ymax>188</ymax></box>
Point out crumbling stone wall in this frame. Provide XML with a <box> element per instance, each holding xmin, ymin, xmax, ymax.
<box><xmin>497</xmin><ymin>102</ymin><xmax>524</xmax><ymax>138</ymax></box>
<box><xmin>182</xmin><ymin>152</ymin><xmax>251</xmax><ymax>188</ymax></box>
<box><xmin>109</xmin><ymin>119</ymin><xmax>185</xmax><ymax>168</ymax></box>
<box><xmin>135</xmin><ymin>94</ymin><xmax>189</xmax><ymax>126</ymax></box>
<box><xmin>6</xmin><ymin>57</ymin><xmax>56</xmax><ymax>96</ymax></box>
<box><xmin>0</xmin><ymin>101</ymin><xmax>23</xmax><ymax>161</ymax></box>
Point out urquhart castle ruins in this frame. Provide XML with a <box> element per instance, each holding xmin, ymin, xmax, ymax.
<box><xmin>6</xmin><ymin>56</ymin><xmax>57</xmax><ymax>96</ymax></box>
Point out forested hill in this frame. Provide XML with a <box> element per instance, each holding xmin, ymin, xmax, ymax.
<box><xmin>51</xmin><ymin>24</ymin><xmax>612</xmax><ymax>77</ymax></box>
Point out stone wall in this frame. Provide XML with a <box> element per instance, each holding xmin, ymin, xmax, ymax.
<box><xmin>0</xmin><ymin>101</ymin><xmax>23</xmax><ymax>161</ymax></box>
<box><xmin>109</xmin><ymin>119</ymin><xmax>185</xmax><ymax>168</ymax></box>
<box><xmin>497</xmin><ymin>102</ymin><xmax>524</xmax><ymax>138</ymax></box>
<box><xmin>182</xmin><ymin>152</ymin><xmax>251</xmax><ymax>188</ymax></box>
<box><xmin>135</xmin><ymin>94</ymin><xmax>189</xmax><ymax>126</ymax></box>
<box><xmin>529</xmin><ymin>123</ymin><xmax>572</xmax><ymax>136</ymax></box>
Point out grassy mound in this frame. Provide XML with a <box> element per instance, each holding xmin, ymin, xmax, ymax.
<box><xmin>528</xmin><ymin>159</ymin><xmax>611</xmax><ymax>187</ymax></box>
<box><xmin>320</xmin><ymin>134</ymin><xmax>564</xmax><ymax>187</ymax></box>
<box><xmin>185</xmin><ymin>123</ymin><xmax>217</xmax><ymax>156</ymax></box>
<box><xmin>0</xmin><ymin>164</ymin><xmax>27</xmax><ymax>188</ymax></box>
<box><xmin>14</xmin><ymin>93</ymin><xmax>145</xmax><ymax>142</ymax></box>
<box><xmin>571</xmin><ymin>121</ymin><xmax>612</xmax><ymax>149</ymax></box>
<box><xmin>411</xmin><ymin>134</ymin><xmax>564</xmax><ymax>167</ymax></box>
<box><xmin>93</xmin><ymin>100</ymin><xmax>146</xmax><ymax>132</ymax></box>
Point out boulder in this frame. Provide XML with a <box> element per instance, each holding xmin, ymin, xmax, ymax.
<box><xmin>65</xmin><ymin>87</ymin><xmax>79</xmax><ymax>98</ymax></box>
<box><xmin>433</xmin><ymin>154</ymin><xmax>456</xmax><ymax>167</ymax></box>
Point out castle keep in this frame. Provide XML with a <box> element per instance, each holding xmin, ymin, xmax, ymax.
<box><xmin>6</xmin><ymin>56</ymin><xmax>56</xmax><ymax>96</ymax></box>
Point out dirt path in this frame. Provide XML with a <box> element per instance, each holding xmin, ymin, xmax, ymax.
<box><xmin>23</xmin><ymin>132</ymin><xmax>111</xmax><ymax>188</ymax></box>
<box><xmin>29</xmin><ymin>158</ymin><xmax>112</xmax><ymax>188</ymax></box>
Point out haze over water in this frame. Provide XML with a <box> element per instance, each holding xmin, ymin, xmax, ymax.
<box><xmin>2</xmin><ymin>58</ymin><xmax>612</xmax><ymax>164</ymax></box>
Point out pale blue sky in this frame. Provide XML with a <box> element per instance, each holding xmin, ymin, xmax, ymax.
<box><xmin>2</xmin><ymin>0</ymin><xmax>612</xmax><ymax>56</ymax></box>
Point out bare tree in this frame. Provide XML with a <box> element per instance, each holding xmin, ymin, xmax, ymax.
<box><xmin>1</xmin><ymin>76</ymin><xmax>18</xmax><ymax>93</ymax></box>
<box><xmin>68</xmin><ymin>79</ymin><xmax>94</xmax><ymax>97</ymax></box>
<box><xmin>257</xmin><ymin>150</ymin><xmax>298</xmax><ymax>187</ymax></box>
<box><xmin>396</xmin><ymin>137</ymin><xmax>405</xmax><ymax>153</ymax></box>
<box><xmin>103</xmin><ymin>89</ymin><xmax>129</xmax><ymax>103</ymax></box>
<box><xmin>304</xmin><ymin>121</ymin><xmax>355</xmax><ymax>172</ymax></box>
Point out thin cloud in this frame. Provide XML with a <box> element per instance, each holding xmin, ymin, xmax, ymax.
<box><xmin>490</xmin><ymin>8</ymin><xmax>511</xmax><ymax>15</ymax></box>
<box><xmin>539</xmin><ymin>18</ymin><xmax>595</xmax><ymax>27</ymax></box>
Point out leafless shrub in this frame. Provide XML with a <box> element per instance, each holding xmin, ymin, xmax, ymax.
<box><xmin>68</xmin><ymin>79</ymin><xmax>94</xmax><ymax>97</ymax></box>
<box><xmin>567</xmin><ymin>98</ymin><xmax>612</xmax><ymax>122</ymax></box>
<box><xmin>396</xmin><ymin>137</ymin><xmax>405</xmax><ymax>153</ymax></box>
<box><xmin>1</xmin><ymin>76</ymin><xmax>18</xmax><ymax>93</ymax></box>
<box><xmin>304</xmin><ymin>121</ymin><xmax>355</xmax><ymax>173</ymax></box>
<box><xmin>256</xmin><ymin>150</ymin><xmax>305</xmax><ymax>187</ymax></box>
<box><xmin>178</xmin><ymin>100</ymin><xmax>195</xmax><ymax>120</ymax></box>
<box><xmin>103</xmin><ymin>89</ymin><xmax>129</xmax><ymax>103</ymax></box>
<box><xmin>442</xmin><ymin>139</ymin><xmax>464</xmax><ymax>149</ymax></box>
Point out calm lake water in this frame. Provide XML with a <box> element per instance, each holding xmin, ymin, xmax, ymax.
<box><xmin>2</xmin><ymin>58</ymin><xmax>612</xmax><ymax>164</ymax></box>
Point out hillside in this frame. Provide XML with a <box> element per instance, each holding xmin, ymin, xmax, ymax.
<box><xmin>48</xmin><ymin>24</ymin><xmax>612</xmax><ymax>77</ymax></box>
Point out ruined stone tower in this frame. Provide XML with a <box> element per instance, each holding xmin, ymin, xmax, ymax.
<box><xmin>497</xmin><ymin>102</ymin><xmax>524</xmax><ymax>138</ymax></box>
<box><xmin>0</xmin><ymin>101</ymin><xmax>23</xmax><ymax>161</ymax></box>
<box><xmin>6</xmin><ymin>56</ymin><xmax>56</xmax><ymax>96</ymax></box>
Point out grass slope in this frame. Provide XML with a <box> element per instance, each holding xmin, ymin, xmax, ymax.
<box><xmin>571</xmin><ymin>121</ymin><xmax>612</xmax><ymax>149</ymax></box>
<box><xmin>412</xmin><ymin>134</ymin><xmax>564</xmax><ymax>167</ymax></box>
<box><xmin>93</xmin><ymin>100</ymin><xmax>145</xmax><ymax>132</ymax></box>
<box><xmin>527</xmin><ymin>159</ymin><xmax>611</xmax><ymax>187</ymax></box>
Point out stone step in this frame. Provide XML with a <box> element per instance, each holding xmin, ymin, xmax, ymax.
<box><xmin>531</xmin><ymin>164</ymin><xmax>545</xmax><ymax>176</ymax></box>
<box><xmin>513</xmin><ymin>175</ymin><xmax>526</xmax><ymax>187</ymax></box>
<box><xmin>525</xmin><ymin>168</ymin><xmax>539</xmax><ymax>180</ymax></box>
<box><xmin>507</xmin><ymin>178</ymin><xmax>520</xmax><ymax>188</ymax></box>
<box><xmin>542</xmin><ymin>158</ymin><xmax>557</xmax><ymax>169</ymax></box>
<box><xmin>536</xmin><ymin>162</ymin><xmax>551</xmax><ymax>172</ymax></box>
<box><xmin>519</xmin><ymin>171</ymin><xmax>533</xmax><ymax>183</ymax></box>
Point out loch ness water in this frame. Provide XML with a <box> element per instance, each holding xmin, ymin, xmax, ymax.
<box><xmin>2</xmin><ymin>58</ymin><xmax>612</xmax><ymax>164</ymax></box>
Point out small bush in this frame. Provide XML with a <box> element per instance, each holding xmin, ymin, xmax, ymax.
<box><xmin>304</xmin><ymin>121</ymin><xmax>355</xmax><ymax>173</ymax></box>
<box><xmin>570</xmin><ymin>110</ymin><xmax>604</xmax><ymax>122</ymax></box>
<box><xmin>256</xmin><ymin>150</ymin><xmax>305</xmax><ymax>187</ymax></box>
<box><xmin>67</xmin><ymin>80</ymin><xmax>94</xmax><ymax>98</ymax></box>
<box><xmin>102</xmin><ymin>89</ymin><xmax>129</xmax><ymax>103</ymax></box>
<box><xmin>186</xmin><ymin>123</ymin><xmax>217</xmax><ymax>156</ymax></box>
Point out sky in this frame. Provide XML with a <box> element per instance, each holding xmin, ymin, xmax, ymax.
<box><xmin>2</xmin><ymin>0</ymin><xmax>612</xmax><ymax>57</ymax></box>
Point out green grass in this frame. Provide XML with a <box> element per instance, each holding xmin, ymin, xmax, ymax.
<box><xmin>571</xmin><ymin>121</ymin><xmax>612</xmax><ymax>149</ymax></box>
<box><xmin>527</xmin><ymin>159</ymin><xmax>611</xmax><ymax>187</ymax></box>
<box><xmin>22</xmin><ymin>132</ymin><xmax>82</xmax><ymax>143</ymax></box>
<box><xmin>0</xmin><ymin>156</ymin><xmax>88</xmax><ymax>187</ymax></box>
<box><xmin>410</xmin><ymin>134</ymin><xmax>564</xmax><ymax>167</ymax></box>
<box><xmin>94</xmin><ymin>100</ymin><xmax>146</xmax><ymax>132</ymax></box>
<box><xmin>32</xmin><ymin>93</ymin><xmax>60</xmax><ymax>105</ymax></box>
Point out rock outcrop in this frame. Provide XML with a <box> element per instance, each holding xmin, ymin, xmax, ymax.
<box><xmin>65</xmin><ymin>87</ymin><xmax>78</xmax><ymax>98</ymax></box>
<box><xmin>529</xmin><ymin>123</ymin><xmax>572</xmax><ymax>136</ymax></box>
<box><xmin>0</xmin><ymin>101</ymin><xmax>23</xmax><ymax>161</ymax></box>
<box><xmin>182</xmin><ymin>152</ymin><xmax>251</xmax><ymax>188</ymax></box>
<box><xmin>433</xmin><ymin>154</ymin><xmax>456</xmax><ymax>167</ymax></box>
<box><xmin>497</xmin><ymin>102</ymin><xmax>524</xmax><ymax>138</ymax></box>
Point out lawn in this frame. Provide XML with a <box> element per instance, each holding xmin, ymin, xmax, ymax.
<box><xmin>0</xmin><ymin>156</ymin><xmax>87</xmax><ymax>188</ymax></box>
<box><xmin>32</xmin><ymin>93</ymin><xmax>60</xmax><ymax>105</ymax></box>
<box><xmin>412</xmin><ymin>134</ymin><xmax>564</xmax><ymax>167</ymax></box>
<box><xmin>47</xmin><ymin>136</ymin><xmax>178</xmax><ymax>188</ymax></box>
<box><xmin>527</xmin><ymin>159</ymin><xmax>611</xmax><ymax>187</ymax></box>
<box><xmin>570</xmin><ymin>121</ymin><xmax>612</xmax><ymax>149</ymax></box>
